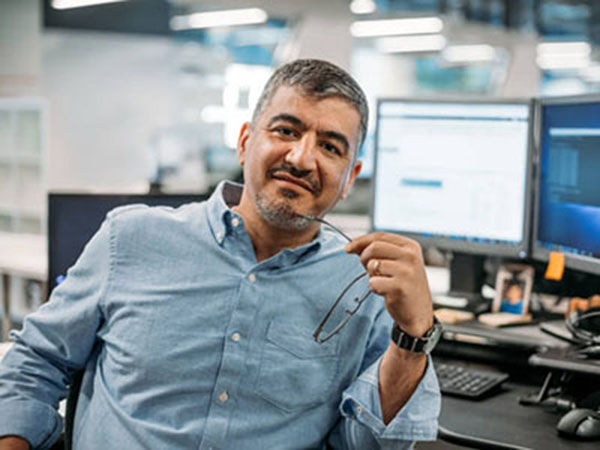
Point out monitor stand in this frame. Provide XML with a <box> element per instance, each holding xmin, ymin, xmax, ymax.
<box><xmin>438</xmin><ymin>253</ymin><xmax>488</xmax><ymax>313</ymax></box>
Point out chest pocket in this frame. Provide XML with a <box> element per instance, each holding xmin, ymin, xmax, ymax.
<box><xmin>254</xmin><ymin>321</ymin><xmax>341</xmax><ymax>412</ymax></box>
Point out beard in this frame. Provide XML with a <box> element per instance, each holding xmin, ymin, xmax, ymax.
<box><xmin>255</xmin><ymin>188</ymin><xmax>313</xmax><ymax>231</ymax></box>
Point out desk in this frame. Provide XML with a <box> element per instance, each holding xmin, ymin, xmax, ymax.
<box><xmin>418</xmin><ymin>381</ymin><xmax>599</xmax><ymax>449</ymax></box>
<box><xmin>530</xmin><ymin>347</ymin><xmax>600</xmax><ymax>376</ymax></box>
<box><xmin>424</xmin><ymin>320</ymin><xmax>600</xmax><ymax>449</ymax></box>
<box><xmin>441</xmin><ymin>320</ymin><xmax>570</xmax><ymax>350</ymax></box>
<box><xmin>0</xmin><ymin>232</ymin><xmax>47</xmax><ymax>341</ymax></box>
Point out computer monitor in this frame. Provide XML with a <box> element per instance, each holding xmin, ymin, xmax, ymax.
<box><xmin>48</xmin><ymin>193</ymin><xmax>209</xmax><ymax>293</ymax></box>
<box><xmin>532</xmin><ymin>94</ymin><xmax>600</xmax><ymax>276</ymax></box>
<box><xmin>371</xmin><ymin>98</ymin><xmax>534</xmax><ymax>296</ymax></box>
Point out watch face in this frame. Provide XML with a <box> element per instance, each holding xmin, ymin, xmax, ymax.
<box><xmin>424</xmin><ymin>325</ymin><xmax>443</xmax><ymax>353</ymax></box>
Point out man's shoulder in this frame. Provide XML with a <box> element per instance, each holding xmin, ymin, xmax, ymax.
<box><xmin>106</xmin><ymin>201</ymin><xmax>207</xmax><ymax>233</ymax></box>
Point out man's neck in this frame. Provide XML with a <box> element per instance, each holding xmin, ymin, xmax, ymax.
<box><xmin>233</xmin><ymin>196</ymin><xmax>319</xmax><ymax>263</ymax></box>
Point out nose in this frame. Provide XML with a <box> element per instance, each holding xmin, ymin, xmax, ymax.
<box><xmin>284</xmin><ymin>134</ymin><xmax>317</xmax><ymax>172</ymax></box>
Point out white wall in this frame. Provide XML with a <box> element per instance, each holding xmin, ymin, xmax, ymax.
<box><xmin>0</xmin><ymin>0</ymin><xmax>40</xmax><ymax>96</ymax></box>
<box><xmin>42</xmin><ymin>30</ymin><xmax>222</xmax><ymax>192</ymax></box>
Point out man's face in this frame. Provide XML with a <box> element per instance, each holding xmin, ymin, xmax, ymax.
<box><xmin>237</xmin><ymin>86</ymin><xmax>362</xmax><ymax>228</ymax></box>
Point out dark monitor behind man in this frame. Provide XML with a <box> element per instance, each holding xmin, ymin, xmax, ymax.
<box><xmin>0</xmin><ymin>59</ymin><xmax>440</xmax><ymax>450</ymax></box>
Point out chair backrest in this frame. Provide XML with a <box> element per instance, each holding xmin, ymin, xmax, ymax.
<box><xmin>64</xmin><ymin>370</ymin><xmax>84</xmax><ymax>450</ymax></box>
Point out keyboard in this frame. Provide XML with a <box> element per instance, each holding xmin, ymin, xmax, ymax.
<box><xmin>435</xmin><ymin>362</ymin><xmax>509</xmax><ymax>399</ymax></box>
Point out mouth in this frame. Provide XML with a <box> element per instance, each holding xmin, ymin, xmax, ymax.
<box><xmin>271</xmin><ymin>172</ymin><xmax>316</xmax><ymax>194</ymax></box>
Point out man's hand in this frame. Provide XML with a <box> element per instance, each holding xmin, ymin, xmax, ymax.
<box><xmin>345</xmin><ymin>232</ymin><xmax>433</xmax><ymax>337</ymax></box>
<box><xmin>0</xmin><ymin>436</ymin><xmax>30</xmax><ymax>450</ymax></box>
<box><xmin>346</xmin><ymin>232</ymin><xmax>435</xmax><ymax>424</ymax></box>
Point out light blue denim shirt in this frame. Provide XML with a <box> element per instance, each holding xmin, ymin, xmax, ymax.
<box><xmin>0</xmin><ymin>181</ymin><xmax>440</xmax><ymax>450</ymax></box>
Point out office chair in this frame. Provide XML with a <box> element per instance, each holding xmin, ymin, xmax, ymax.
<box><xmin>62</xmin><ymin>370</ymin><xmax>83</xmax><ymax>450</ymax></box>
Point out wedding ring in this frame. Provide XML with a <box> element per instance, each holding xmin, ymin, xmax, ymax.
<box><xmin>372</xmin><ymin>259</ymin><xmax>381</xmax><ymax>276</ymax></box>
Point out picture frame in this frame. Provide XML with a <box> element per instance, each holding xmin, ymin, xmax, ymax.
<box><xmin>492</xmin><ymin>264</ymin><xmax>535</xmax><ymax>316</ymax></box>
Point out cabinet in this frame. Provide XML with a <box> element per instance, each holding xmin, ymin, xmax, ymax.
<box><xmin>0</xmin><ymin>97</ymin><xmax>47</xmax><ymax>235</ymax></box>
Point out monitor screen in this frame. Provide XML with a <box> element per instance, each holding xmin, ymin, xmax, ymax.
<box><xmin>533</xmin><ymin>95</ymin><xmax>600</xmax><ymax>276</ymax></box>
<box><xmin>48</xmin><ymin>193</ymin><xmax>209</xmax><ymax>293</ymax></box>
<box><xmin>372</xmin><ymin>99</ymin><xmax>533</xmax><ymax>257</ymax></box>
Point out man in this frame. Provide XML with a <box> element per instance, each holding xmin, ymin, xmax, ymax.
<box><xmin>0</xmin><ymin>59</ymin><xmax>440</xmax><ymax>449</ymax></box>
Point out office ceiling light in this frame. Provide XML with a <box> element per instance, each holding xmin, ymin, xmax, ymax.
<box><xmin>376</xmin><ymin>34</ymin><xmax>446</xmax><ymax>54</ymax></box>
<box><xmin>52</xmin><ymin>0</ymin><xmax>127</xmax><ymax>9</ymax></box>
<box><xmin>350</xmin><ymin>0</ymin><xmax>377</xmax><ymax>15</ymax></box>
<box><xmin>536</xmin><ymin>55</ymin><xmax>591</xmax><ymax>70</ymax></box>
<box><xmin>350</xmin><ymin>17</ymin><xmax>443</xmax><ymax>38</ymax></box>
<box><xmin>537</xmin><ymin>41</ymin><xmax>591</xmax><ymax>57</ymax></box>
<box><xmin>442</xmin><ymin>44</ymin><xmax>496</xmax><ymax>63</ymax></box>
<box><xmin>170</xmin><ymin>8</ymin><xmax>268</xmax><ymax>31</ymax></box>
<box><xmin>580</xmin><ymin>64</ymin><xmax>600</xmax><ymax>81</ymax></box>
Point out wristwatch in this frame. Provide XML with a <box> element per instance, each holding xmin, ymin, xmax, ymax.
<box><xmin>391</xmin><ymin>316</ymin><xmax>443</xmax><ymax>354</ymax></box>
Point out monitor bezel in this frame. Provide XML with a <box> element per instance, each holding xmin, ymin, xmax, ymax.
<box><xmin>531</xmin><ymin>93</ymin><xmax>600</xmax><ymax>276</ymax></box>
<box><xmin>370</xmin><ymin>96</ymin><xmax>535</xmax><ymax>258</ymax></box>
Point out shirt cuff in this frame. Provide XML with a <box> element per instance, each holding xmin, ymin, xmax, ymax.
<box><xmin>0</xmin><ymin>399</ymin><xmax>63</xmax><ymax>450</ymax></box>
<box><xmin>340</xmin><ymin>353</ymin><xmax>441</xmax><ymax>442</ymax></box>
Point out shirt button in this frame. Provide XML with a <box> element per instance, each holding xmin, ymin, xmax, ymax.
<box><xmin>232</xmin><ymin>217</ymin><xmax>240</xmax><ymax>227</ymax></box>
<box><xmin>231</xmin><ymin>332</ymin><xmax>241</xmax><ymax>342</ymax></box>
<box><xmin>216</xmin><ymin>231</ymin><xmax>223</xmax><ymax>241</ymax></box>
<box><xmin>248</xmin><ymin>274</ymin><xmax>256</xmax><ymax>283</ymax></box>
<box><xmin>218</xmin><ymin>391</ymin><xmax>229</xmax><ymax>403</ymax></box>
<box><xmin>356</xmin><ymin>405</ymin><xmax>364</xmax><ymax>414</ymax></box>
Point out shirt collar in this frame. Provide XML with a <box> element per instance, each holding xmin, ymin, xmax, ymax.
<box><xmin>205</xmin><ymin>180</ymin><xmax>324</xmax><ymax>264</ymax></box>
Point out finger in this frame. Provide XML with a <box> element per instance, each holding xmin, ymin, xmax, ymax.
<box><xmin>358</xmin><ymin>241</ymin><xmax>422</xmax><ymax>268</ymax></box>
<box><xmin>346</xmin><ymin>232</ymin><xmax>418</xmax><ymax>255</ymax></box>
<box><xmin>367</xmin><ymin>258</ymin><xmax>415</xmax><ymax>280</ymax></box>
<box><xmin>368</xmin><ymin>258</ymin><xmax>381</xmax><ymax>276</ymax></box>
<box><xmin>368</xmin><ymin>272</ymin><xmax>428</xmax><ymax>298</ymax></box>
<box><xmin>368</xmin><ymin>275</ymin><xmax>405</xmax><ymax>297</ymax></box>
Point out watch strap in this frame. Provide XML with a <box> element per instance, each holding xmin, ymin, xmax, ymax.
<box><xmin>391</xmin><ymin>316</ymin><xmax>442</xmax><ymax>354</ymax></box>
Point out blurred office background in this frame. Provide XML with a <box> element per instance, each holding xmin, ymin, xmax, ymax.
<box><xmin>1</xmin><ymin>0</ymin><xmax>600</xmax><ymax>325</ymax></box>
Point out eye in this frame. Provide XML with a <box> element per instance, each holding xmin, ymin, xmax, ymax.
<box><xmin>272</xmin><ymin>126</ymin><xmax>297</xmax><ymax>138</ymax></box>
<box><xmin>321</xmin><ymin>141</ymin><xmax>342</xmax><ymax>156</ymax></box>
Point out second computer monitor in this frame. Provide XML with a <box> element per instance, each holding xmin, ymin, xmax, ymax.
<box><xmin>372</xmin><ymin>98</ymin><xmax>533</xmax><ymax>258</ymax></box>
<box><xmin>533</xmin><ymin>94</ymin><xmax>600</xmax><ymax>276</ymax></box>
<box><xmin>48</xmin><ymin>193</ymin><xmax>209</xmax><ymax>294</ymax></box>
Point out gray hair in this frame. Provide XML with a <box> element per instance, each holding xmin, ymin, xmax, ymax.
<box><xmin>251</xmin><ymin>59</ymin><xmax>369</xmax><ymax>158</ymax></box>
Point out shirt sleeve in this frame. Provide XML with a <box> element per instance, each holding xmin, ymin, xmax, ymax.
<box><xmin>329</xmin><ymin>307</ymin><xmax>441</xmax><ymax>450</ymax></box>
<box><xmin>0</xmin><ymin>217</ymin><xmax>112</xmax><ymax>449</ymax></box>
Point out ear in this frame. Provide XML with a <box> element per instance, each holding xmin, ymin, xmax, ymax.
<box><xmin>341</xmin><ymin>160</ymin><xmax>362</xmax><ymax>200</ymax></box>
<box><xmin>236</xmin><ymin>122</ymin><xmax>252</xmax><ymax>166</ymax></box>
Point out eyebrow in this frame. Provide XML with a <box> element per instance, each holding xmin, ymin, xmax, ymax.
<box><xmin>266</xmin><ymin>113</ymin><xmax>351</xmax><ymax>155</ymax></box>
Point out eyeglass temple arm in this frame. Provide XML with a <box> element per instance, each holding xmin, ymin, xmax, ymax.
<box><xmin>294</xmin><ymin>214</ymin><xmax>353</xmax><ymax>243</ymax></box>
<box><xmin>313</xmin><ymin>272</ymin><xmax>369</xmax><ymax>343</ymax></box>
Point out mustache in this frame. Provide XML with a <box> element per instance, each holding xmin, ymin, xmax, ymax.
<box><xmin>267</xmin><ymin>163</ymin><xmax>321</xmax><ymax>194</ymax></box>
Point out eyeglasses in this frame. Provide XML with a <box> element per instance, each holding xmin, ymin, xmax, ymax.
<box><xmin>296</xmin><ymin>214</ymin><xmax>373</xmax><ymax>344</ymax></box>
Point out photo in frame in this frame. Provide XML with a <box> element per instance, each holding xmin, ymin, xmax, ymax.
<box><xmin>492</xmin><ymin>264</ymin><xmax>535</xmax><ymax>316</ymax></box>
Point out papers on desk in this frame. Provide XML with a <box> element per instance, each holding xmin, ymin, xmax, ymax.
<box><xmin>435</xmin><ymin>308</ymin><xmax>475</xmax><ymax>324</ymax></box>
<box><xmin>433</xmin><ymin>294</ymin><xmax>469</xmax><ymax>309</ymax></box>
<box><xmin>425</xmin><ymin>266</ymin><xmax>450</xmax><ymax>294</ymax></box>
<box><xmin>478</xmin><ymin>312</ymin><xmax>533</xmax><ymax>327</ymax></box>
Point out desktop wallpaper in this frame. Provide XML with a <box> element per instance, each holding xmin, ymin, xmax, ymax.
<box><xmin>538</xmin><ymin>102</ymin><xmax>600</xmax><ymax>258</ymax></box>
